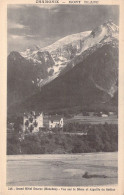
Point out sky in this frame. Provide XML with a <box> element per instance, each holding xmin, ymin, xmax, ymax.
<box><xmin>7</xmin><ymin>4</ymin><xmax>119</xmax><ymax>54</ymax></box>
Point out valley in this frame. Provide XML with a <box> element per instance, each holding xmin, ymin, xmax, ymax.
<box><xmin>7</xmin><ymin>152</ymin><xmax>118</xmax><ymax>186</ymax></box>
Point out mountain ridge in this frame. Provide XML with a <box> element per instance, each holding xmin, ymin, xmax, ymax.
<box><xmin>7</xmin><ymin>20</ymin><xmax>119</xmax><ymax>113</ymax></box>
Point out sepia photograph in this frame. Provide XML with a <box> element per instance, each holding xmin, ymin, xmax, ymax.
<box><xmin>6</xmin><ymin>4</ymin><xmax>119</xmax><ymax>187</ymax></box>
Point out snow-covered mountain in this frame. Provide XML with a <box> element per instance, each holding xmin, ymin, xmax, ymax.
<box><xmin>7</xmin><ymin>20</ymin><xmax>119</xmax><ymax>110</ymax></box>
<box><xmin>19</xmin><ymin>20</ymin><xmax>118</xmax><ymax>87</ymax></box>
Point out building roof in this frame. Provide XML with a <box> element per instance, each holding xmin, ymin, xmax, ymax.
<box><xmin>24</xmin><ymin>111</ymin><xmax>43</xmax><ymax>117</ymax></box>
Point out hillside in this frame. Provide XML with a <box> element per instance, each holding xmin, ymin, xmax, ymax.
<box><xmin>7</xmin><ymin>21</ymin><xmax>118</xmax><ymax>114</ymax></box>
<box><xmin>7</xmin><ymin>123</ymin><xmax>118</xmax><ymax>154</ymax></box>
<box><xmin>8</xmin><ymin>43</ymin><xmax>118</xmax><ymax>115</ymax></box>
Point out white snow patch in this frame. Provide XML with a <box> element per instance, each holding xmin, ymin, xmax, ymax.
<box><xmin>42</xmin><ymin>31</ymin><xmax>91</xmax><ymax>53</ymax></box>
<box><xmin>47</xmin><ymin>67</ymin><xmax>53</xmax><ymax>73</ymax></box>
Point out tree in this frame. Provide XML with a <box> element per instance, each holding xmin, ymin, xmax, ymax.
<box><xmin>14</xmin><ymin>116</ymin><xmax>23</xmax><ymax>133</ymax></box>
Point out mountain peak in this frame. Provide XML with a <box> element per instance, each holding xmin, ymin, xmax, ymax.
<box><xmin>90</xmin><ymin>21</ymin><xmax>118</xmax><ymax>40</ymax></box>
<box><xmin>8</xmin><ymin>21</ymin><xmax>119</xmax><ymax>113</ymax></box>
<box><xmin>8</xmin><ymin>21</ymin><xmax>119</xmax><ymax>91</ymax></box>
<box><xmin>8</xmin><ymin>51</ymin><xmax>22</xmax><ymax>60</ymax></box>
<box><xmin>27</xmin><ymin>45</ymin><xmax>40</xmax><ymax>51</ymax></box>
<box><xmin>103</xmin><ymin>20</ymin><xmax>119</xmax><ymax>33</ymax></box>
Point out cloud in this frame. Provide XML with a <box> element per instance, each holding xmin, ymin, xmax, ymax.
<box><xmin>10</xmin><ymin>35</ymin><xmax>25</xmax><ymax>39</ymax></box>
<box><xmin>7</xmin><ymin>5</ymin><xmax>119</xmax><ymax>53</ymax></box>
<box><xmin>8</xmin><ymin>21</ymin><xmax>27</xmax><ymax>29</ymax></box>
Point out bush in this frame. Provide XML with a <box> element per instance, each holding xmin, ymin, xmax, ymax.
<box><xmin>7</xmin><ymin>123</ymin><xmax>118</xmax><ymax>154</ymax></box>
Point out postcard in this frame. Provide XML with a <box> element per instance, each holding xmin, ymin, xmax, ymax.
<box><xmin>0</xmin><ymin>0</ymin><xmax>124</xmax><ymax>194</ymax></box>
